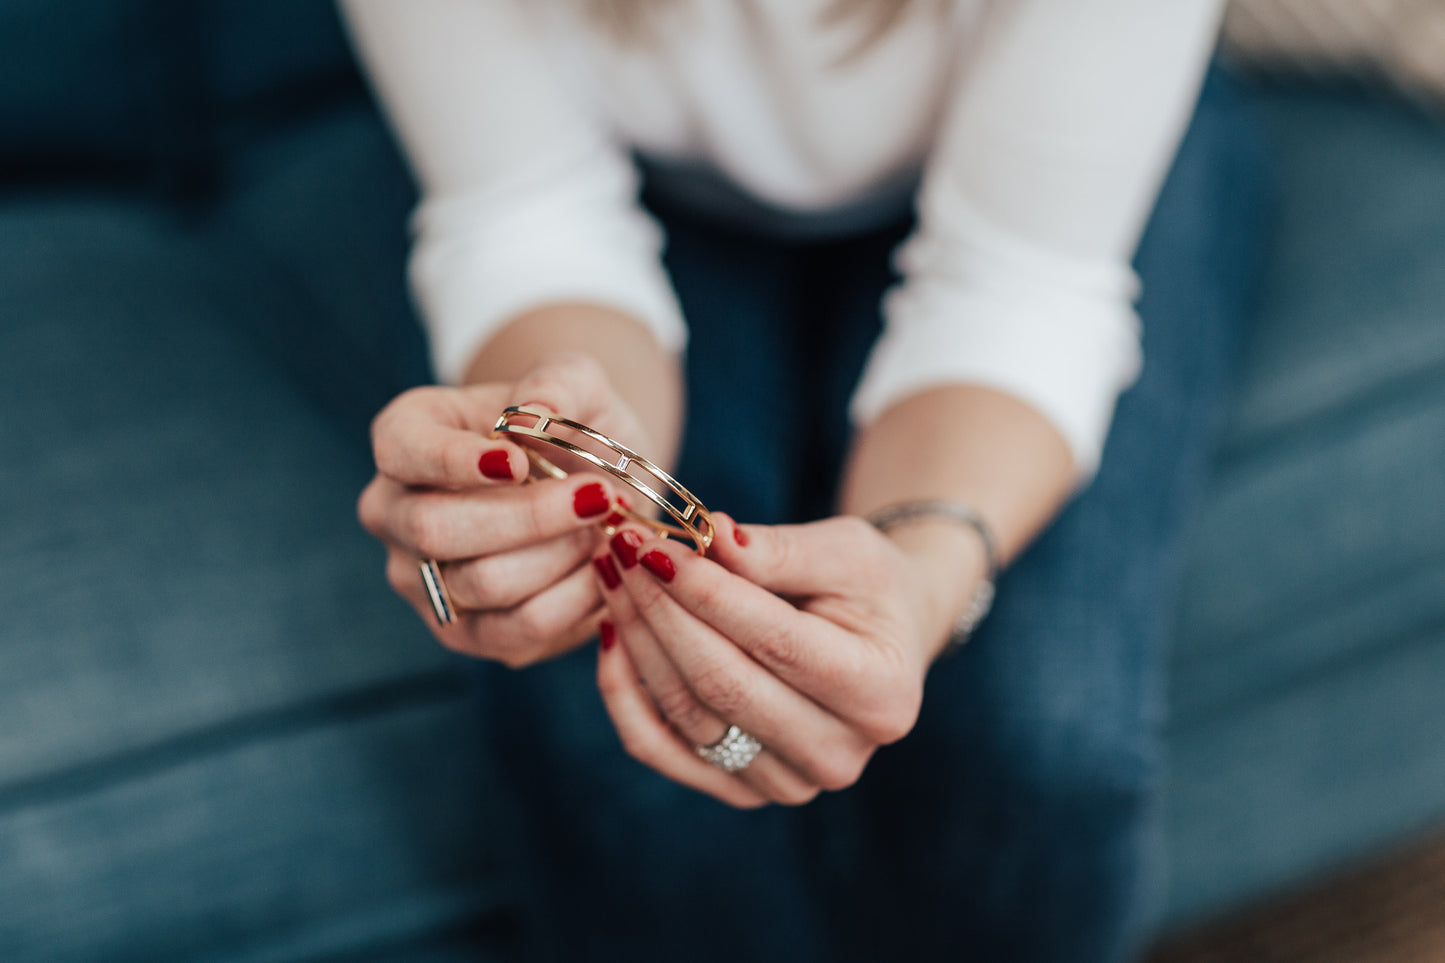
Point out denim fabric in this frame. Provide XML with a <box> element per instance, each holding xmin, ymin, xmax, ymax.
<box><xmin>475</xmin><ymin>72</ymin><xmax>1269</xmax><ymax>962</ymax></box>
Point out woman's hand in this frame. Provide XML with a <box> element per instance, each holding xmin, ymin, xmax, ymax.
<box><xmin>358</xmin><ymin>353</ymin><xmax>649</xmax><ymax>667</ymax></box>
<box><xmin>591</xmin><ymin>513</ymin><xmax>988</xmax><ymax>807</ymax></box>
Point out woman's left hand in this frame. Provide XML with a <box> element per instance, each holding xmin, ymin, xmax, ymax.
<box><xmin>592</xmin><ymin>513</ymin><xmax>978</xmax><ymax>807</ymax></box>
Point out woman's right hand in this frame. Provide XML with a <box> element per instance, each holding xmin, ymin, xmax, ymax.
<box><xmin>357</xmin><ymin>353</ymin><xmax>649</xmax><ymax>667</ymax></box>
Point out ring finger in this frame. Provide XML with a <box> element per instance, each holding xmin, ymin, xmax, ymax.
<box><xmin>594</xmin><ymin>553</ymin><xmax>820</xmax><ymax>806</ymax></box>
<box><xmin>596</xmin><ymin>623</ymin><xmax>768</xmax><ymax>809</ymax></box>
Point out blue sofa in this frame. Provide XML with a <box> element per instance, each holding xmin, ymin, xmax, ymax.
<box><xmin>3</xmin><ymin>3</ymin><xmax>1443</xmax><ymax>957</ymax></box>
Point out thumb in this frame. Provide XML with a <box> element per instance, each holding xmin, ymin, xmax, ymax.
<box><xmin>508</xmin><ymin>352</ymin><xmax>624</xmax><ymax>429</ymax></box>
<box><xmin>371</xmin><ymin>384</ymin><xmax>527</xmax><ymax>489</ymax></box>
<box><xmin>707</xmin><ymin>512</ymin><xmax>885</xmax><ymax>599</ymax></box>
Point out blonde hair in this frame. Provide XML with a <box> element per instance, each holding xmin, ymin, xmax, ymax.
<box><xmin>583</xmin><ymin>0</ymin><xmax>925</xmax><ymax>53</ymax></box>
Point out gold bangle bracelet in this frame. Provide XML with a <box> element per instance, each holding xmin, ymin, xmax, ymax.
<box><xmin>490</xmin><ymin>404</ymin><xmax>715</xmax><ymax>554</ymax></box>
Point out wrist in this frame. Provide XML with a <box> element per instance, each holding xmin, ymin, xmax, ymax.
<box><xmin>886</xmin><ymin>521</ymin><xmax>992</xmax><ymax>665</ymax></box>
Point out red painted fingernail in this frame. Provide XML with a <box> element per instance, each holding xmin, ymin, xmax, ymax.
<box><xmin>478</xmin><ymin>449</ymin><xmax>513</xmax><ymax>481</ymax></box>
<box><xmin>640</xmin><ymin>549</ymin><xmax>675</xmax><ymax>583</ymax></box>
<box><xmin>604</xmin><ymin>511</ymin><xmax>627</xmax><ymax>528</ymax></box>
<box><xmin>617</xmin><ymin>494</ymin><xmax>631</xmax><ymax>509</ymax></box>
<box><xmin>593</xmin><ymin>555</ymin><xmax>621</xmax><ymax>590</ymax></box>
<box><xmin>599</xmin><ymin>619</ymin><xmax>616</xmax><ymax>651</ymax></box>
<box><xmin>733</xmin><ymin>522</ymin><xmax>750</xmax><ymax>547</ymax></box>
<box><xmin>573</xmin><ymin>482</ymin><xmax>609</xmax><ymax>518</ymax></box>
<box><xmin>610</xmin><ymin>529</ymin><xmax>644</xmax><ymax>569</ymax></box>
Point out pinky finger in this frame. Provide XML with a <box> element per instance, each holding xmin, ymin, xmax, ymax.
<box><xmin>596</xmin><ymin>624</ymin><xmax>769</xmax><ymax>810</ymax></box>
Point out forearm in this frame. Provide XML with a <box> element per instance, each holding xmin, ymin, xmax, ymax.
<box><xmin>838</xmin><ymin>384</ymin><xmax>1077</xmax><ymax>660</ymax></box>
<box><xmin>461</xmin><ymin>301</ymin><xmax>685</xmax><ymax>469</ymax></box>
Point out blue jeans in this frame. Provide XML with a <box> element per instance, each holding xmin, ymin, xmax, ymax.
<box><xmin>475</xmin><ymin>71</ymin><xmax>1270</xmax><ymax>962</ymax></box>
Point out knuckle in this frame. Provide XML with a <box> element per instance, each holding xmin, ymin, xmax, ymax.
<box><xmin>765</xmin><ymin>525</ymin><xmax>799</xmax><ymax>576</ymax></box>
<box><xmin>838</xmin><ymin>513</ymin><xmax>878</xmax><ymax>544</ymax></box>
<box><xmin>472</xmin><ymin>620</ymin><xmax>539</xmax><ymax>669</ymax></box>
<box><xmin>651</xmin><ymin>684</ymin><xmax>712</xmax><ymax>736</ymax></box>
<box><xmin>685</xmin><ymin>576</ymin><xmax>728</xmax><ymax>618</ymax></box>
<box><xmin>859</xmin><ymin>545</ymin><xmax>893</xmax><ymax>582</ymax></box>
<box><xmin>569</xmin><ymin>354</ymin><xmax>610</xmax><ymax>397</ymax></box>
<box><xmin>844</xmin><ymin>516</ymin><xmax>893</xmax><ymax>576</ymax></box>
<box><xmin>848</xmin><ymin>663</ymin><xmax>923</xmax><ymax>746</ymax></box>
<box><xmin>384</xmin><ymin>555</ymin><xmax>414</xmax><ymax>595</ymax></box>
<box><xmin>510</xmin><ymin>597</ymin><xmax>559</xmax><ymax>648</ymax></box>
<box><xmin>517</xmin><ymin>358</ymin><xmax>585</xmax><ymax>412</ymax></box>
<box><xmin>862</xmin><ymin>707</ymin><xmax>917</xmax><ymax>747</ymax></box>
<box><xmin>369</xmin><ymin>402</ymin><xmax>396</xmax><ymax>452</ymax></box>
<box><xmin>876</xmin><ymin>682</ymin><xmax>924</xmax><ymax>744</ymax></box>
<box><xmin>426</xmin><ymin>617</ymin><xmax>488</xmax><ymax>661</ymax></box>
<box><xmin>458</xmin><ymin>613</ymin><xmax>522</xmax><ymax>665</ymax></box>
<box><xmin>370</xmin><ymin>395</ymin><xmax>419</xmax><ymax>472</ymax></box>
<box><xmin>521</xmin><ymin>377</ymin><xmax>568</xmax><ymax>410</ymax></box>
<box><xmin>372</xmin><ymin>432</ymin><xmax>402</xmax><ymax>478</ymax></box>
<box><xmin>548</xmin><ymin>351</ymin><xmax>605</xmax><ymax>389</ymax></box>
<box><xmin>399</xmin><ymin>501</ymin><xmax>448</xmax><ymax>559</ymax></box>
<box><xmin>617</xmin><ymin>726</ymin><xmax>661</xmax><ymax>767</ymax></box>
<box><xmin>752</xmin><ymin>625</ymin><xmax>805</xmax><ymax>674</ymax></box>
<box><xmin>495</xmin><ymin>644</ymin><xmax>541</xmax><ymax>670</ymax></box>
<box><xmin>369</xmin><ymin>405</ymin><xmax>391</xmax><ymax>448</ymax></box>
<box><xmin>596</xmin><ymin>667</ymin><xmax>627</xmax><ymax>701</ymax></box>
<box><xmin>373</xmin><ymin>386</ymin><xmax>445</xmax><ymax>477</ymax></box>
<box><xmin>690</xmin><ymin>664</ymin><xmax>752</xmax><ymax>720</ymax></box>
<box><xmin>777</xmin><ymin>783</ymin><xmax>821</xmax><ymax>807</ymax></box>
<box><xmin>454</xmin><ymin>556</ymin><xmax>511</xmax><ymax>609</ymax></box>
<box><xmin>356</xmin><ymin>482</ymin><xmax>385</xmax><ymax>534</ymax></box>
<box><xmin>812</xmin><ymin>745</ymin><xmax>870</xmax><ymax>792</ymax></box>
<box><xmin>433</xmin><ymin>631</ymin><xmax>480</xmax><ymax>659</ymax></box>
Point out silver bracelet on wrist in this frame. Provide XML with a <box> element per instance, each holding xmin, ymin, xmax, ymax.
<box><xmin>866</xmin><ymin>499</ymin><xmax>1000</xmax><ymax>651</ymax></box>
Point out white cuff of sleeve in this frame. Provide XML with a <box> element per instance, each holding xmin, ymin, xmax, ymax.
<box><xmin>408</xmin><ymin>150</ymin><xmax>688</xmax><ymax>385</ymax></box>
<box><xmin>850</xmin><ymin>217</ymin><xmax>1144</xmax><ymax>480</ymax></box>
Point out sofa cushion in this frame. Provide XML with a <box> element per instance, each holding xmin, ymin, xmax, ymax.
<box><xmin>0</xmin><ymin>0</ymin><xmax>363</xmax><ymax>191</ymax></box>
<box><xmin>208</xmin><ymin>101</ymin><xmax>431</xmax><ymax>440</ymax></box>
<box><xmin>1164</xmin><ymin>87</ymin><xmax>1445</xmax><ymax>922</ymax></box>
<box><xmin>1171</xmin><ymin>88</ymin><xmax>1445</xmax><ymax>721</ymax></box>
<box><xmin>0</xmin><ymin>195</ymin><xmax>509</xmax><ymax>959</ymax></box>
<box><xmin>0</xmin><ymin>0</ymin><xmax>202</xmax><ymax>182</ymax></box>
<box><xmin>0</xmin><ymin>701</ymin><xmax>512</xmax><ymax>961</ymax></box>
<box><xmin>1165</xmin><ymin>622</ymin><xmax>1445</xmax><ymax>924</ymax></box>
<box><xmin>203</xmin><ymin>0</ymin><xmax>362</xmax><ymax>132</ymax></box>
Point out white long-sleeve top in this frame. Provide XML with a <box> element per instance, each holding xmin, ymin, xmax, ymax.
<box><xmin>341</xmin><ymin>0</ymin><xmax>1224</xmax><ymax>476</ymax></box>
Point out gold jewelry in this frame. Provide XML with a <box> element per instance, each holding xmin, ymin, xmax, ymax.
<box><xmin>491</xmin><ymin>405</ymin><xmax>715</xmax><ymax>554</ymax></box>
<box><xmin>418</xmin><ymin>558</ymin><xmax>457</xmax><ymax>626</ymax></box>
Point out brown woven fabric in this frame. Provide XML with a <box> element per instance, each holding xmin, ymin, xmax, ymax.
<box><xmin>1150</xmin><ymin>825</ymin><xmax>1445</xmax><ymax>963</ymax></box>
<box><xmin>1222</xmin><ymin>0</ymin><xmax>1445</xmax><ymax>107</ymax></box>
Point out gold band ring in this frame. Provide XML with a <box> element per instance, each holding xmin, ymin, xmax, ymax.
<box><xmin>491</xmin><ymin>404</ymin><xmax>714</xmax><ymax>554</ymax></box>
<box><xmin>418</xmin><ymin>558</ymin><xmax>456</xmax><ymax>626</ymax></box>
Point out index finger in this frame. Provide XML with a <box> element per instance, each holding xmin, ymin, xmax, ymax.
<box><xmin>371</xmin><ymin>385</ymin><xmax>526</xmax><ymax>489</ymax></box>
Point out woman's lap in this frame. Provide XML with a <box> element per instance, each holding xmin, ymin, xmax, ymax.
<box><xmin>476</xmin><ymin>71</ymin><xmax>1268</xmax><ymax>962</ymax></box>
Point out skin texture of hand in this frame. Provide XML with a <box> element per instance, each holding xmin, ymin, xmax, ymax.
<box><xmin>358</xmin><ymin>353</ymin><xmax>651</xmax><ymax>667</ymax></box>
<box><xmin>593</xmin><ymin>513</ymin><xmax>978</xmax><ymax>808</ymax></box>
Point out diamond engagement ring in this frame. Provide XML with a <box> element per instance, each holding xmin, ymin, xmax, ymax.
<box><xmin>696</xmin><ymin>725</ymin><xmax>763</xmax><ymax>773</ymax></box>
